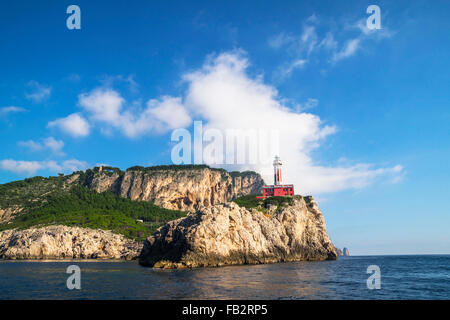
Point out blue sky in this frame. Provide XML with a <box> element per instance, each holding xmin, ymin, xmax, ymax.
<box><xmin>0</xmin><ymin>0</ymin><xmax>449</xmax><ymax>255</ymax></box>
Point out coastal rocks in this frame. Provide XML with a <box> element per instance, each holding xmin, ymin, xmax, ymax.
<box><xmin>85</xmin><ymin>167</ymin><xmax>264</xmax><ymax>212</ymax></box>
<box><xmin>139</xmin><ymin>197</ymin><xmax>337</xmax><ymax>268</ymax></box>
<box><xmin>333</xmin><ymin>246</ymin><xmax>350</xmax><ymax>256</ymax></box>
<box><xmin>334</xmin><ymin>247</ymin><xmax>344</xmax><ymax>256</ymax></box>
<box><xmin>0</xmin><ymin>225</ymin><xmax>142</xmax><ymax>260</ymax></box>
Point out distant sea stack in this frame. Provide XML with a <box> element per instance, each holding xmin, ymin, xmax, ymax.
<box><xmin>334</xmin><ymin>247</ymin><xmax>344</xmax><ymax>256</ymax></box>
<box><xmin>139</xmin><ymin>196</ymin><xmax>337</xmax><ymax>268</ymax></box>
<box><xmin>334</xmin><ymin>247</ymin><xmax>350</xmax><ymax>257</ymax></box>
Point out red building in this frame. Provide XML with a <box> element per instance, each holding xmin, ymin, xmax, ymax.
<box><xmin>257</xmin><ymin>156</ymin><xmax>294</xmax><ymax>199</ymax></box>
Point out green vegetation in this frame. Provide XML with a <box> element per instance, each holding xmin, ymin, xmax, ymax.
<box><xmin>233</xmin><ymin>195</ymin><xmax>297</xmax><ymax>214</ymax></box>
<box><xmin>0</xmin><ymin>175</ymin><xmax>68</xmax><ymax>209</ymax></box>
<box><xmin>264</xmin><ymin>196</ymin><xmax>294</xmax><ymax>207</ymax></box>
<box><xmin>126</xmin><ymin>164</ymin><xmax>227</xmax><ymax>173</ymax></box>
<box><xmin>233</xmin><ymin>194</ymin><xmax>263</xmax><ymax>209</ymax></box>
<box><xmin>0</xmin><ymin>186</ymin><xmax>185</xmax><ymax>241</ymax></box>
<box><xmin>229</xmin><ymin>170</ymin><xmax>259</xmax><ymax>178</ymax></box>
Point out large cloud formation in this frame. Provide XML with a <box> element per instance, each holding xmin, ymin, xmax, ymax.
<box><xmin>45</xmin><ymin>51</ymin><xmax>402</xmax><ymax>194</ymax></box>
<box><xmin>181</xmin><ymin>52</ymin><xmax>402</xmax><ymax>194</ymax></box>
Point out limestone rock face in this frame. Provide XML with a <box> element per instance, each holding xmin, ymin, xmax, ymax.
<box><xmin>86</xmin><ymin>168</ymin><xmax>264</xmax><ymax>211</ymax></box>
<box><xmin>0</xmin><ymin>226</ymin><xmax>142</xmax><ymax>260</ymax></box>
<box><xmin>0</xmin><ymin>207</ymin><xmax>23</xmax><ymax>224</ymax></box>
<box><xmin>139</xmin><ymin>197</ymin><xmax>337</xmax><ymax>268</ymax></box>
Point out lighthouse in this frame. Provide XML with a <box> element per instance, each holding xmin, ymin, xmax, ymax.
<box><xmin>257</xmin><ymin>156</ymin><xmax>294</xmax><ymax>199</ymax></box>
<box><xmin>273</xmin><ymin>155</ymin><xmax>282</xmax><ymax>185</ymax></box>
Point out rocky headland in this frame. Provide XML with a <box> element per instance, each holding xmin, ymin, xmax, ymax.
<box><xmin>0</xmin><ymin>165</ymin><xmax>339</xmax><ymax>265</ymax></box>
<box><xmin>139</xmin><ymin>196</ymin><xmax>337</xmax><ymax>268</ymax></box>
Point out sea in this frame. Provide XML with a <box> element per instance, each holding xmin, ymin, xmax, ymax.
<box><xmin>0</xmin><ymin>255</ymin><xmax>449</xmax><ymax>300</ymax></box>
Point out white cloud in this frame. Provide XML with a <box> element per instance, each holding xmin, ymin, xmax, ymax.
<box><xmin>25</xmin><ymin>81</ymin><xmax>52</xmax><ymax>103</ymax></box>
<box><xmin>77</xmin><ymin>88</ymin><xmax>191</xmax><ymax>138</ymax></box>
<box><xmin>0</xmin><ymin>159</ymin><xmax>89</xmax><ymax>176</ymax></box>
<box><xmin>332</xmin><ymin>38</ymin><xmax>360</xmax><ymax>62</ymax></box>
<box><xmin>79</xmin><ymin>89</ymin><xmax>124</xmax><ymax>125</ymax></box>
<box><xmin>181</xmin><ymin>52</ymin><xmax>403</xmax><ymax>194</ymax></box>
<box><xmin>0</xmin><ymin>160</ymin><xmax>44</xmax><ymax>175</ymax></box>
<box><xmin>354</xmin><ymin>18</ymin><xmax>393</xmax><ymax>39</ymax></box>
<box><xmin>296</xmin><ymin>98</ymin><xmax>319</xmax><ymax>112</ymax></box>
<box><xmin>18</xmin><ymin>137</ymin><xmax>65</xmax><ymax>156</ymax></box>
<box><xmin>47</xmin><ymin>113</ymin><xmax>90</xmax><ymax>137</ymax></box>
<box><xmin>146</xmin><ymin>97</ymin><xmax>192</xmax><ymax>131</ymax></box>
<box><xmin>268</xmin><ymin>33</ymin><xmax>294</xmax><ymax>49</ymax></box>
<box><xmin>0</xmin><ymin>106</ymin><xmax>28</xmax><ymax>115</ymax></box>
<box><xmin>58</xmin><ymin>159</ymin><xmax>89</xmax><ymax>173</ymax></box>
<box><xmin>319</xmin><ymin>32</ymin><xmax>338</xmax><ymax>50</ymax></box>
<box><xmin>301</xmin><ymin>25</ymin><xmax>318</xmax><ymax>54</ymax></box>
<box><xmin>281</xmin><ymin>59</ymin><xmax>307</xmax><ymax>78</ymax></box>
<box><xmin>269</xmin><ymin>14</ymin><xmax>394</xmax><ymax>73</ymax></box>
<box><xmin>99</xmin><ymin>74</ymin><xmax>139</xmax><ymax>93</ymax></box>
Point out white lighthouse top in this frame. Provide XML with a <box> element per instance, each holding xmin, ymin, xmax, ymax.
<box><xmin>273</xmin><ymin>155</ymin><xmax>282</xmax><ymax>166</ymax></box>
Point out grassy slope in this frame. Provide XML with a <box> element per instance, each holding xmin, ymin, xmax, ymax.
<box><xmin>0</xmin><ymin>185</ymin><xmax>185</xmax><ymax>241</ymax></box>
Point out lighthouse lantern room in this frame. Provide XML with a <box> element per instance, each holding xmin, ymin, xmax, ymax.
<box><xmin>257</xmin><ymin>156</ymin><xmax>294</xmax><ymax>199</ymax></box>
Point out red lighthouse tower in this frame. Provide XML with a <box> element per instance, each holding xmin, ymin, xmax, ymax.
<box><xmin>257</xmin><ymin>156</ymin><xmax>294</xmax><ymax>199</ymax></box>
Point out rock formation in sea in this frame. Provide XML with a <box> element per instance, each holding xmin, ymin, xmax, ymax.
<box><xmin>334</xmin><ymin>246</ymin><xmax>343</xmax><ymax>256</ymax></box>
<box><xmin>139</xmin><ymin>196</ymin><xmax>337</xmax><ymax>268</ymax></box>
<box><xmin>0</xmin><ymin>226</ymin><xmax>142</xmax><ymax>260</ymax></box>
<box><xmin>343</xmin><ymin>247</ymin><xmax>350</xmax><ymax>256</ymax></box>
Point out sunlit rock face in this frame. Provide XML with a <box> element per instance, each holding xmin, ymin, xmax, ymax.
<box><xmin>139</xmin><ymin>197</ymin><xmax>337</xmax><ymax>268</ymax></box>
<box><xmin>85</xmin><ymin>167</ymin><xmax>264</xmax><ymax>212</ymax></box>
<box><xmin>0</xmin><ymin>226</ymin><xmax>142</xmax><ymax>260</ymax></box>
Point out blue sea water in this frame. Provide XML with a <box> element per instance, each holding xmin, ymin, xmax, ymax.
<box><xmin>0</xmin><ymin>255</ymin><xmax>448</xmax><ymax>300</ymax></box>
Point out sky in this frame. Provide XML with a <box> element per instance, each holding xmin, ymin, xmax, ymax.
<box><xmin>0</xmin><ymin>0</ymin><xmax>449</xmax><ymax>255</ymax></box>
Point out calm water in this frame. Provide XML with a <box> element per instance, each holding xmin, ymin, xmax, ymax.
<box><xmin>0</xmin><ymin>255</ymin><xmax>449</xmax><ymax>299</ymax></box>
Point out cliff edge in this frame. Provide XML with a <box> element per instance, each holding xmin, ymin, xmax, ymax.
<box><xmin>139</xmin><ymin>196</ymin><xmax>337</xmax><ymax>268</ymax></box>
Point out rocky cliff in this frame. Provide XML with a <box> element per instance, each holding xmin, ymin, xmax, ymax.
<box><xmin>0</xmin><ymin>226</ymin><xmax>142</xmax><ymax>260</ymax></box>
<box><xmin>0</xmin><ymin>165</ymin><xmax>264</xmax><ymax>225</ymax></box>
<box><xmin>139</xmin><ymin>196</ymin><xmax>337</xmax><ymax>268</ymax></box>
<box><xmin>343</xmin><ymin>247</ymin><xmax>350</xmax><ymax>256</ymax></box>
<box><xmin>83</xmin><ymin>166</ymin><xmax>264</xmax><ymax>211</ymax></box>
